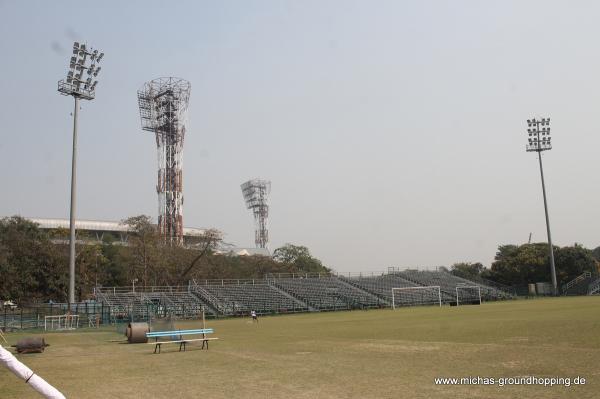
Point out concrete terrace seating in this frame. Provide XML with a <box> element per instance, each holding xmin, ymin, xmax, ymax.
<box><xmin>144</xmin><ymin>291</ymin><xmax>209</xmax><ymax>318</ymax></box>
<box><xmin>95</xmin><ymin>272</ymin><xmax>511</xmax><ymax>318</ymax></box>
<box><xmin>198</xmin><ymin>282</ymin><xmax>308</xmax><ymax>315</ymax></box>
<box><xmin>342</xmin><ymin>274</ymin><xmax>423</xmax><ymax>303</ymax></box>
<box><xmin>442</xmin><ymin>274</ymin><xmax>512</xmax><ymax>301</ymax></box>
<box><xmin>96</xmin><ymin>287</ymin><xmax>213</xmax><ymax>320</ymax></box>
<box><xmin>272</xmin><ymin>277</ymin><xmax>383</xmax><ymax>310</ymax></box>
<box><xmin>96</xmin><ymin>291</ymin><xmax>153</xmax><ymax>321</ymax></box>
<box><xmin>398</xmin><ymin>271</ymin><xmax>509</xmax><ymax>302</ymax></box>
<box><xmin>400</xmin><ymin>270</ymin><xmax>466</xmax><ymax>301</ymax></box>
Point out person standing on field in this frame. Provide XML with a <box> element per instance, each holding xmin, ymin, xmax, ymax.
<box><xmin>251</xmin><ymin>310</ymin><xmax>258</xmax><ymax>323</ymax></box>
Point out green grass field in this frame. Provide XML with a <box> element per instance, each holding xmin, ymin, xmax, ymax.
<box><xmin>1</xmin><ymin>297</ymin><xmax>599</xmax><ymax>398</ymax></box>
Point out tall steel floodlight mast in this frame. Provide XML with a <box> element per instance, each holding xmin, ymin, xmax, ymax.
<box><xmin>57</xmin><ymin>42</ymin><xmax>104</xmax><ymax>304</ymax></box>
<box><xmin>241</xmin><ymin>179</ymin><xmax>271</xmax><ymax>248</ymax></box>
<box><xmin>526</xmin><ymin>117</ymin><xmax>557</xmax><ymax>295</ymax></box>
<box><xmin>137</xmin><ymin>78</ymin><xmax>191</xmax><ymax>246</ymax></box>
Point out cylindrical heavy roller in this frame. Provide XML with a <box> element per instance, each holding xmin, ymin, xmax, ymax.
<box><xmin>13</xmin><ymin>338</ymin><xmax>48</xmax><ymax>354</ymax></box>
<box><xmin>126</xmin><ymin>322</ymin><xmax>149</xmax><ymax>344</ymax></box>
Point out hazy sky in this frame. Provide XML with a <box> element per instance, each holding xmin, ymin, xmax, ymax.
<box><xmin>1</xmin><ymin>1</ymin><xmax>599</xmax><ymax>273</ymax></box>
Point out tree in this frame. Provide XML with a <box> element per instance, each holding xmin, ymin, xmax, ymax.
<box><xmin>99</xmin><ymin>235</ymin><xmax>127</xmax><ymax>287</ymax></box>
<box><xmin>488</xmin><ymin>243</ymin><xmax>552</xmax><ymax>286</ymax></box>
<box><xmin>273</xmin><ymin>244</ymin><xmax>330</xmax><ymax>274</ymax></box>
<box><xmin>554</xmin><ymin>244</ymin><xmax>597</xmax><ymax>283</ymax></box>
<box><xmin>450</xmin><ymin>262</ymin><xmax>484</xmax><ymax>280</ymax></box>
<box><xmin>121</xmin><ymin>215</ymin><xmax>161</xmax><ymax>287</ymax></box>
<box><xmin>273</xmin><ymin>244</ymin><xmax>309</xmax><ymax>263</ymax></box>
<box><xmin>591</xmin><ymin>246</ymin><xmax>600</xmax><ymax>263</ymax></box>
<box><xmin>487</xmin><ymin>243</ymin><xmax>597</xmax><ymax>287</ymax></box>
<box><xmin>177</xmin><ymin>229</ymin><xmax>222</xmax><ymax>284</ymax></box>
<box><xmin>0</xmin><ymin>216</ymin><xmax>68</xmax><ymax>302</ymax></box>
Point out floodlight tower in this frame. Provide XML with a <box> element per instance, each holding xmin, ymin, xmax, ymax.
<box><xmin>526</xmin><ymin>117</ymin><xmax>557</xmax><ymax>295</ymax></box>
<box><xmin>241</xmin><ymin>179</ymin><xmax>271</xmax><ymax>248</ymax></box>
<box><xmin>137</xmin><ymin>78</ymin><xmax>191</xmax><ymax>246</ymax></box>
<box><xmin>57</xmin><ymin>42</ymin><xmax>104</xmax><ymax>304</ymax></box>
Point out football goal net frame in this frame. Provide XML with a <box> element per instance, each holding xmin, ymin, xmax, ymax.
<box><xmin>44</xmin><ymin>314</ymin><xmax>80</xmax><ymax>331</ymax></box>
<box><xmin>455</xmin><ymin>285</ymin><xmax>482</xmax><ymax>306</ymax></box>
<box><xmin>391</xmin><ymin>286</ymin><xmax>442</xmax><ymax>309</ymax></box>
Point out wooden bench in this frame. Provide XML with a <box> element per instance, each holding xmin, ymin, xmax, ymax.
<box><xmin>146</xmin><ymin>329</ymin><xmax>218</xmax><ymax>354</ymax></box>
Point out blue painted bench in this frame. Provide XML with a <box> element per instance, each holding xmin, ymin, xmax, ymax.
<box><xmin>146</xmin><ymin>328</ymin><xmax>218</xmax><ymax>354</ymax></box>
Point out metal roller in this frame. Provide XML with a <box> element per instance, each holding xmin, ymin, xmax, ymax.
<box><xmin>13</xmin><ymin>337</ymin><xmax>49</xmax><ymax>354</ymax></box>
<box><xmin>126</xmin><ymin>322</ymin><xmax>149</xmax><ymax>344</ymax></box>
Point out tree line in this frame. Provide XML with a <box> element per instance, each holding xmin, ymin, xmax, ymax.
<box><xmin>448</xmin><ymin>243</ymin><xmax>600</xmax><ymax>288</ymax></box>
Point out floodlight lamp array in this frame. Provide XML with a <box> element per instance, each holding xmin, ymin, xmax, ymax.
<box><xmin>58</xmin><ymin>41</ymin><xmax>104</xmax><ymax>100</ymax></box>
<box><xmin>526</xmin><ymin>117</ymin><xmax>552</xmax><ymax>152</ymax></box>
<box><xmin>241</xmin><ymin>179</ymin><xmax>271</xmax><ymax>209</ymax></box>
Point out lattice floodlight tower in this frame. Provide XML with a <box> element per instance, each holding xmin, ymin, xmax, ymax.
<box><xmin>137</xmin><ymin>78</ymin><xmax>191</xmax><ymax>246</ymax></box>
<box><xmin>241</xmin><ymin>179</ymin><xmax>271</xmax><ymax>248</ymax></box>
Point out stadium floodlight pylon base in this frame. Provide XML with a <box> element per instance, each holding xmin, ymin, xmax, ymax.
<box><xmin>455</xmin><ymin>285</ymin><xmax>482</xmax><ymax>306</ymax></box>
<box><xmin>392</xmin><ymin>286</ymin><xmax>442</xmax><ymax>309</ymax></box>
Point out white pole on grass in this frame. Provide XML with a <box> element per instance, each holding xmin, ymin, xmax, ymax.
<box><xmin>0</xmin><ymin>345</ymin><xmax>66</xmax><ymax>399</ymax></box>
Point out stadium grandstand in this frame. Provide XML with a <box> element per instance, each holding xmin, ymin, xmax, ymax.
<box><xmin>82</xmin><ymin>271</ymin><xmax>514</xmax><ymax>324</ymax></box>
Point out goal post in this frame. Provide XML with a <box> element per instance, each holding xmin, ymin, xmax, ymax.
<box><xmin>391</xmin><ymin>286</ymin><xmax>442</xmax><ymax>309</ymax></box>
<box><xmin>44</xmin><ymin>314</ymin><xmax>80</xmax><ymax>331</ymax></box>
<box><xmin>455</xmin><ymin>285</ymin><xmax>482</xmax><ymax>306</ymax></box>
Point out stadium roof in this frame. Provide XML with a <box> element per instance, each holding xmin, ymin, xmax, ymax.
<box><xmin>27</xmin><ymin>217</ymin><xmax>206</xmax><ymax>236</ymax></box>
<box><xmin>18</xmin><ymin>217</ymin><xmax>270</xmax><ymax>256</ymax></box>
<box><xmin>214</xmin><ymin>247</ymin><xmax>271</xmax><ymax>257</ymax></box>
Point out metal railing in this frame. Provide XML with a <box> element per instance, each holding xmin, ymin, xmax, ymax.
<box><xmin>196</xmin><ymin>278</ymin><xmax>274</xmax><ymax>286</ymax></box>
<box><xmin>265</xmin><ymin>273</ymin><xmax>335</xmax><ymax>280</ymax></box>
<box><xmin>1</xmin><ymin>302</ymin><xmax>110</xmax><ymax>330</ymax></box>
<box><xmin>189</xmin><ymin>281</ymin><xmax>226</xmax><ymax>314</ymax></box>
<box><xmin>588</xmin><ymin>278</ymin><xmax>600</xmax><ymax>295</ymax></box>
<box><xmin>562</xmin><ymin>271</ymin><xmax>592</xmax><ymax>294</ymax></box>
<box><xmin>94</xmin><ymin>285</ymin><xmax>189</xmax><ymax>294</ymax></box>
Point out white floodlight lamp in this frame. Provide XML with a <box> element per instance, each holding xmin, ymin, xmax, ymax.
<box><xmin>59</xmin><ymin>41</ymin><xmax>103</xmax><ymax>99</ymax></box>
